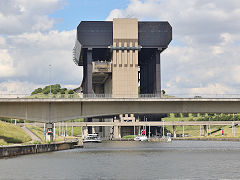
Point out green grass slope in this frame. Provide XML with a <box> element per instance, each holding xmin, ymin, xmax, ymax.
<box><xmin>0</xmin><ymin>121</ymin><xmax>31</xmax><ymax>145</ymax></box>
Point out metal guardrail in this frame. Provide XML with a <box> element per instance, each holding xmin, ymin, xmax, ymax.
<box><xmin>1</xmin><ymin>93</ymin><xmax>240</xmax><ymax>99</ymax></box>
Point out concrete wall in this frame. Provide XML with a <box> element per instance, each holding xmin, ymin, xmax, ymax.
<box><xmin>0</xmin><ymin>142</ymin><xmax>78</xmax><ymax>158</ymax></box>
<box><xmin>112</xmin><ymin>19</ymin><xmax>138</xmax><ymax>98</ymax></box>
<box><xmin>104</xmin><ymin>76</ymin><xmax>112</xmax><ymax>94</ymax></box>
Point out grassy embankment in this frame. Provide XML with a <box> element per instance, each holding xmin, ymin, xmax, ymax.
<box><xmin>162</xmin><ymin>113</ymin><xmax>240</xmax><ymax>138</ymax></box>
<box><xmin>0</xmin><ymin>121</ymin><xmax>31</xmax><ymax>145</ymax></box>
<box><xmin>27</xmin><ymin>119</ymin><xmax>83</xmax><ymax>142</ymax></box>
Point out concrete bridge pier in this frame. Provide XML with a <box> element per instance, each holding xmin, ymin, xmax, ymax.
<box><xmin>45</xmin><ymin>123</ymin><xmax>53</xmax><ymax>142</ymax></box>
<box><xmin>113</xmin><ymin>119</ymin><xmax>121</xmax><ymax>138</ymax></box>
<box><xmin>173</xmin><ymin>125</ymin><xmax>176</xmax><ymax>138</ymax></box>
<box><xmin>82</xmin><ymin>126</ymin><xmax>88</xmax><ymax>138</ymax></box>
<box><xmin>204</xmin><ymin>125</ymin><xmax>208</xmax><ymax>136</ymax></box>
<box><xmin>92</xmin><ymin>126</ymin><xmax>96</xmax><ymax>134</ymax></box>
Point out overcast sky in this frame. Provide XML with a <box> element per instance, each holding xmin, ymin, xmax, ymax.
<box><xmin>0</xmin><ymin>0</ymin><xmax>240</xmax><ymax>96</ymax></box>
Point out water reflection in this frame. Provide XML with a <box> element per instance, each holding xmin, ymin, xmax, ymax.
<box><xmin>1</xmin><ymin>141</ymin><xmax>240</xmax><ymax>179</ymax></box>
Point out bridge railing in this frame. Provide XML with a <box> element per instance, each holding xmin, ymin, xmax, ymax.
<box><xmin>1</xmin><ymin>93</ymin><xmax>240</xmax><ymax>99</ymax></box>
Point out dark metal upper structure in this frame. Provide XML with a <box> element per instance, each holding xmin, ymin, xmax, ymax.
<box><xmin>73</xmin><ymin>20</ymin><xmax>172</xmax><ymax>95</ymax></box>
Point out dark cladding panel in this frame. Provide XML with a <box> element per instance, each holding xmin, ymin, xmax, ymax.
<box><xmin>77</xmin><ymin>21</ymin><xmax>113</xmax><ymax>47</ymax></box>
<box><xmin>138</xmin><ymin>22</ymin><xmax>172</xmax><ymax>48</ymax></box>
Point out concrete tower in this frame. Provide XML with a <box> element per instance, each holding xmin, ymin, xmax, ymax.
<box><xmin>73</xmin><ymin>18</ymin><xmax>172</xmax><ymax>138</ymax></box>
<box><xmin>112</xmin><ymin>18</ymin><xmax>138</xmax><ymax>98</ymax></box>
<box><xmin>73</xmin><ymin>18</ymin><xmax>172</xmax><ymax>97</ymax></box>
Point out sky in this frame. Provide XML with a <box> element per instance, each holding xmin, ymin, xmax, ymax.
<box><xmin>0</xmin><ymin>0</ymin><xmax>240</xmax><ymax>96</ymax></box>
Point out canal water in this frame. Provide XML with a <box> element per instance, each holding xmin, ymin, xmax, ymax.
<box><xmin>1</xmin><ymin>141</ymin><xmax>240</xmax><ymax>179</ymax></box>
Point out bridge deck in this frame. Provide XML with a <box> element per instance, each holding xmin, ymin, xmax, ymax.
<box><xmin>1</xmin><ymin>98</ymin><xmax>240</xmax><ymax>102</ymax></box>
<box><xmin>19</xmin><ymin>121</ymin><xmax>240</xmax><ymax>127</ymax></box>
<box><xmin>1</xmin><ymin>98</ymin><xmax>240</xmax><ymax>122</ymax></box>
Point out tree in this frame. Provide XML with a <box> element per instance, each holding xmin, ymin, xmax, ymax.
<box><xmin>161</xmin><ymin>90</ymin><xmax>166</xmax><ymax>95</ymax></box>
<box><xmin>60</xmin><ymin>88</ymin><xmax>67</xmax><ymax>94</ymax></box>
<box><xmin>51</xmin><ymin>84</ymin><xmax>61</xmax><ymax>93</ymax></box>
<box><xmin>31</xmin><ymin>88</ymin><xmax>43</xmax><ymax>95</ymax></box>
<box><xmin>42</xmin><ymin>85</ymin><xmax>50</xmax><ymax>94</ymax></box>
<box><xmin>68</xmin><ymin>90</ymin><xmax>74</xmax><ymax>94</ymax></box>
<box><xmin>52</xmin><ymin>89</ymin><xmax>58</xmax><ymax>94</ymax></box>
<box><xmin>43</xmin><ymin>89</ymin><xmax>49</xmax><ymax>94</ymax></box>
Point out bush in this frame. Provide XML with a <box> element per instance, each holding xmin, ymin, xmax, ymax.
<box><xmin>52</xmin><ymin>89</ymin><xmax>58</xmax><ymax>94</ymax></box>
<box><xmin>161</xmin><ymin>90</ymin><xmax>166</xmax><ymax>95</ymax></box>
<box><xmin>207</xmin><ymin>113</ymin><xmax>215</xmax><ymax>117</ymax></box>
<box><xmin>192</xmin><ymin>113</ymin><xmax>198</xmax><ymax>117</ymax></box>
<box><xmin>200</xmin><ymin>113</ymin><xmax>205</xmax><ymax>117</ymax></box>
<box><xmin>51</xmin><ymin>84</ymin><xmax>61</xmax><ymax>93</ymax></box>
<box><xmin>68</xmin><ymin>90</ymin><xmax>74</xmax><ymax>94</ymax></box>
<box><xmin>182</xmin><ymin>113</ymin><xmax>189</xmax><ymax>117</ymax></box>
<box><xmin>43</xmin><ymin>89</ymin><xmax>49</xmax><ymax>94</ymax></box>
<box><xmin>174</xmin><ymin>113</ymin><xmax>181</xmax><ymax>118</ymax></box>
<box><xmin>60</xmin><ymin>88</ymin><xmax>67</xmax><ymax>94</ymax></box>
<box><xmin>42</xmin><ymin>86</ymin><xmax>50</xmax><ymax>94</ymax></box>
<box><xmin>31</xmin><ymin>88</ymin><xmax>43</xmax><ymax>95</ymax></box>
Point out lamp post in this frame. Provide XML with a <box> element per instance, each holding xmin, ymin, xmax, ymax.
<box><xmin>49</xmin><ymin>64</ymin><xmax>52</xmax><ymax>94</ymax></box>
<box><xmin>209</xmin><ymin>117</ymin><xmax>211</xmax><ymax>135</ymax></box>
<box><xmin>162</xmin><ymin>120</ymin><xmax>165</xmax><ymax>138</ymax></box>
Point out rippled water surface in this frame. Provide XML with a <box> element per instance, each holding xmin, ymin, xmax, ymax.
<box><xmin>1</xmin><ymin>141</ymin><xmax>240</xmax><ymax>179</ymax></box>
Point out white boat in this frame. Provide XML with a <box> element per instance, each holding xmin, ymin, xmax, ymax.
<box><xmin>167</xmin><ymin>136</ymin><xmax>172</xmax><ymax>142</ymax></box>
<box><xmin>134</xmin><ymin>135</ymin><xmax>148</xmax><ymax>141</ymax></box>
<box><xmin>83</xmin><ymin>134</ymin><xmax>102</xmax><ymax>143</ymax></box>
<box><xmin>166</xmin><ymin>133</ymin><xmax>172</xmax><ymax>142</ymax></box>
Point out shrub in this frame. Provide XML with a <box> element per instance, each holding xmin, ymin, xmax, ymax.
<box><xmin>182</xmin><ymin>113</ymin><xmax>189</xmax><ymax>117</ymax></box>
<box><xmin>192</xmin><ymin>113</ymin><xmax>198</xmax><ymax>117</ymax></box>
<box><xmin>174</xmin><ymin>113</ymin><xmax>181</xmax><ymax>118</ymax></box>
<box><xmin>68</xmin><ymin>90</ymin><xmax>74</xmax><ymax>94</ymax></box>
<box><xmin>52</xmin><ymin>89</ymin><xmax>58</xmax><ymax>94</ymax></box>
<box><xmin>60</xmin><ymin>88</ymin><xmax>67</xmax><ymax>94</ymax></box>
<box><xmin>31</xmin><ymin>88</ymin><xmax>43</xmax><ymax>95</ymax></box>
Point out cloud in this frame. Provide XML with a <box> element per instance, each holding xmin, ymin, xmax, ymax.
<box><xmin>1</xmin><ymin>0</ymin><xmax>240</xmax><ymax>95</ymax></box>
<box><xmin>1</xmin><ymin>30</ymin><xmax>82</xmax><ymax>86</ymax></box>
<box><xmin>0</xmin><ymin>80</ymin><xmax>80</xmax><ymax>96</ymax></box>
<box><xmin>0</xmin><ymin>81</ymin><xmax>38</xmax><ymax>95</ymax></box>
<box><xmin>0</xmin><ymin>49</ymin><xmax>16</xmax><ymax>77</ymax></box>
<box><xmin>0</xmin><ymin>0</ymin><xmax>64</xmax><ymax>35</ymax></box>
<box><xmin>188</xmin><ymin>83</ymin><xmax>236</xmax><ymax>95</ymax></box>
<box><xmin>107</xmin><ymin>0</ymin><xmax>240</xmax><ymax>95</ymax></box>
<box><xmin>0</xmin><ymin>0</ymin><xmax>82</xmax><ymax>93</ymax></box>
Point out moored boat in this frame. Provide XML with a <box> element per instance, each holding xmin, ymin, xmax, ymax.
<box><xmin>83</xmin><ymin>134</ymin><xmax>102</xmax><ymax>143</ymax></box>
<box><xmin>134</xmin><ymin>135</ymin><xmax>148</xmax><ymax>141</ymax></box>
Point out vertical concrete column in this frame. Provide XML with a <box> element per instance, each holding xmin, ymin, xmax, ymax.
<box><xmin>182</xmin><ymin>125</ymin><xmax>184</xmax><ymax>137</ymax></box>
<box><xmin>86</xmin><ymin>48</ymin><xmax>93</xmax><ymax>94</ymax></box>
<box><xmin>204</xmin><ymin>125</ymin><xmax>208</xmax><ymax>136</ymax></box>
<box><xmin>45</xmin><ymin>122</ymin><xmax>53</xmax><ymax>142</ymax></box>
<box><xmin>82</xmin><ymin>126</ymin><xmax>88</xmax><ymax>138</ymax></box>
<box><xmin>86</xmin><ymin>118</ymin><xmax>92</xmax><ymax>134</ymax></box>
<box><xmin>92</xmin><ymin>126</ymin><xmax>96</xmax><ymax>134</ymax></box>
<box><xmin>112</xmin><ymin>18</ymin><xmax>138</xmax><ymax>98</ymax></box>
<box><xmin>53</xmin><ymin>123</ymin><xmax>56</xmax><ymax>139</ymax></box>
<box><xmin>113</xmin><ymin>119</ymin><xmax>120</xmax><ymax>139</ymax></box>
<box><xmin>136</xmin><ymin>117</ymin><xmax>139</xmax><ymax>123</ymax></box>
<box><xmin>200</xmin><ymin>125</ymin><xmax>201</xmax><ymax>136</ymax></box>
<box><xmin>71</xmin><ymin>121</ymin><xmax>73</xmax><ymax>137</ymax></box>
<box><xmin>155</xmin><ymin>50</ymin><xmax>161</xmax><ymax>96</ymax></box>
<box><xmin>119</xmin><ymin>114</ymin><xmax>123</xmax><ymax>122</ymax></box>
<box><xmin>118</xmin><ymin>126</ymin><xmax>122</xmax><ymax>138</ymax></box>
<box><xmin>58</xmin><ymin>122</ymin><xmax>61</xmax><ymax>136</ymax></box>
<box><xmin>173</xmin><ymin>125</ymin><xmax>176</xmax><ymax>138</ymax></box>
